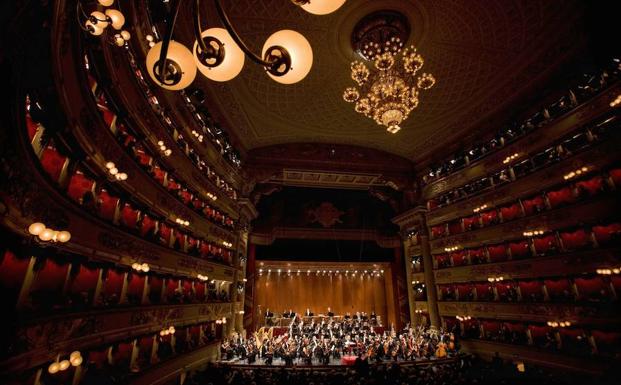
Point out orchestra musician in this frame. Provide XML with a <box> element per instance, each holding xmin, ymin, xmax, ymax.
<box><xmin>305</xmin><ymin>308</ymin><xmax>314</xmax><ymax>317</ymax></box>
<box><xmin>327</xmin><ymin>307</ymin><xmax>334</xmax><ymax>317</ymax></box>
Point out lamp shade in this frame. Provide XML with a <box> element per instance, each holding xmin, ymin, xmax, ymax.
<box><xmin>104</xmin><ymin>9</ymin><xmax>125</xmax><ymax>30</ymax></box>
<box><xmin>146</xmin><ymin>41</ymin><xmax>197</xmax><ymax>91</ymax></box>
<box><xmin>262</xmin><ymin>30</ymin><xmax>313</xmax><ymax>84</ymax></box>
<box><xmin>194</xmin><ymin>28</ymin><xmax>245</xmax><ymax>82</ymax></box>
<box><xmin>90</xmin><ymin>11</ymin><xmax>109</xmax><ymax>29</ymax></box>
<box><xmin>299</xmin><ymin>0</ymin><xmax>346</xmax><ymax>15</ymax></box>
<box><xmin>48</xmin><ymin>362</ymin><xmax>60</xmax><ymax>374</ymax></box>
<box><xmin>28</xmin><ymin>222</ymin><xmax>46</xmax><ymax>236</ymax></box>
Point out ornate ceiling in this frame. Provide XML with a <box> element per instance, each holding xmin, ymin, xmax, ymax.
<box><xmin>175</xmin><ymin>0</ymin><xmax>587</xmax><ymax>162</ymax></box>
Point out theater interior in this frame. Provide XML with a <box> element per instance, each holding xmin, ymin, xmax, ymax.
<box><xmin>1</xmin><ymin>0</ymin><xmax>620</xmax><ymax>384</ymax></box>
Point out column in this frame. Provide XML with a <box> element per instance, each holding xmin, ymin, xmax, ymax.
<box><xmin>419</xmin><ymin>224</ymin><xmax>441</xmax><ymax>328</ymax></box>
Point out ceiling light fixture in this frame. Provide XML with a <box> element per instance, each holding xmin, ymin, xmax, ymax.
<box><xmin>77</xmin><ymin>0</ymin><xmax>131</xmax><ymax>46</ymax></box>
<box><xmin>144</xmin><ymin>0</ymin><xmax>344</xmax><ymax>90</ymax></box>
<box><xmin>343</xmin><ymin>11</ymin><xmax>435</xmax><ymax>134</ymax></box>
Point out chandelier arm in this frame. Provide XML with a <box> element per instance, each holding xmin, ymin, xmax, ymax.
<box><xmin>212</xmin><ymin>0</ymin><xmax>272</xmax><ymax>67</ymax></box>
<box><xmin>194</xmin><ymin>0</ymin><xmax>208</xmax><ymax>53</ymax></box>
<box><xmin>156</xmin><ymin>0</ymin><xmax>183</xmax><ymax>83</ymax></box>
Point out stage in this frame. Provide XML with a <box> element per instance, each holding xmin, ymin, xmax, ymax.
<box><xmin>218</xmin><ymin>355</ymin><xmax>457</xmax><ymax>367</ymax></box>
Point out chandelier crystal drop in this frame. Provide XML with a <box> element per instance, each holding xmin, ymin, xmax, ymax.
<box><xmin>344</xmin><ymin>36</ymin><xmax>435</xmax><ymax>134</ymax></box>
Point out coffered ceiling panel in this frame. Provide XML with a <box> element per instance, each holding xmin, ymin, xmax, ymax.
<box><xmin>177</xmin><ymin>0</ymin><xmax>586</xmax><ymax>161</ymax></box>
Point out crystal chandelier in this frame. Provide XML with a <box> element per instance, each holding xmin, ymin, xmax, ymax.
<box><xmin>343</xmin><ymin>15</ymin><xmax>435</xmax><ymax>134</ymax></box>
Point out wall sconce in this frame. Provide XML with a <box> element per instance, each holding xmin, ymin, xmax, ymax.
<box><xmin>28</xmin><ymin>222</ymin><xmax>71</xmax><ymax>243</ymax></box>
<box><xmin>563</xmin><ymin>166</ymin><xmax>589</xmax><ymax>180</ymax></box>
<box><xmin>206</xmin><ymin>192</ymin><xmax>217</xmax><ymax>201</ymax></box>
<box><xmin>105</xmin><ymin>161</ymin><xmax>128</xmax><ymax>181</ymax></box>
<box><xmin>502</xmin><ymin>153</ymin><xmax>520</xmax><ymax>164</ymax></box>
<box><xmin>48</xmin><ymin>351</ymin><xmax>82</xmax><ymax>374</ymax></box>
<box><xmin>456</xmin><ymin>315</ymin><xmax>472</xmax><ymax>321</ymax></box>
<box><xmin>444</xmin><ymin>245</ymin><xmax>460</xmax><ymax>252</ymax></box>
<box><xmin>197</xmin><ymin>274</ymin><xmax>209</xmax><ymax>281</ymax></box>
<box><xmin>157</xmin><ymin>140</ymin><xmax>172</xmax><ymax>156</ymax></box>
<box><xmin>487</xmin><ymin>276</ymin><xmax>504</xmax><ymax>282</ymax></box>
<box><xmin>610</xmin><ymin>94</ymin><xmax>621</xmax><ymax>107</ymax></box>
<box><xmin>238</xmin><ymin>310</ymin><xmax>245</xmax><ymax>315</ymax></box>
<box><xmin>160</xmin><ymin>326</ymin><xmax>176</xmax><ymax>336</ymax></box>
<box><xmin>414</xmin><ymin>309</ymin><xmax>424</xmax><ymax>314</ymax></box>
<box><xmin>221</xmin><ymin>317</ymin><xmax>227</xmax><ymax>324</ymax></box>
<box><xmin>175</xmin><ymin>217</ymin><xmax>190</xmax><ymax>226</ymax></box>
<box><xmin>131</xmin><ymin>262</ymin><xmax>150</xmax><ymax>272</ymax></box>
<box><xmin>222</xmin><ymin>240</ymin><xmax>233</xmax><ymax>248</ymax></box>
<box><xmin>523</xmin><ymin>230</ymin><xmax>545</xmax><ymax>237</ymax></box>
<box><xmin>596</xmin><ymin>268</ymin><xmax>621</xmax><ymax>275</ymax></box>
<box><xmin>473</xmin><ymin>204</ymin><xmax>488</xmax><ymax>213</ymax></box>
<box><xmin>547</xmin><ymin>321</ymin><xmax>572</xmax><ymax>328</ymax></box>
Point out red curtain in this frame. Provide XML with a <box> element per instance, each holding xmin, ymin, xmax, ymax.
<box><xmin>40</xmin><ymin>146</ymin><xmax>67</xmax><ymax>182</ymax></box>
<box><xmin>127</xmin><ymin>273</ymin><xmax>145</xmax><ymax>298</ymax></box>
<box><xmin>482</xmin><ymin>320</ymin><xmax>501</xmax><ymax>332</ymax></box>
<box><xmin>533</xmin><ymin>235</ymin><xmax>557</xmax><ymax>254</ymax></box>
<box><xmin>463</xmin><ymin>215</ymin><xmax>479</xmax><ymax>230</ymax></box>
<box><xmin>87</xmin><ymin>347</ymin><xmax>109</xmax><ymax>368</ymax></box>
<box><xmin>545</xmin><ymin>279</ymin><xmax>571</xmax><ymax>297</ymax></box>
<box><xmin>192</xmin><ymin>198</ymin><xmax>204</xmax><ymax>211</ymax></box>
<box><xmin>68</xmin><ymin>265</ymin><xmax>99</xmax><ymax>295</ymax></box>
<box><xmin>152</xmin><ymin>167</ymin><xmax>166</xmax><ymax>185</ymax></box>
<box><xmin>448</xmin><ymin>220</ymin><xmax>463</xmax><ymax>235</ymax></box>
<box><xmin>500</xmin><ymin>203</ymin><xmax>521</xmax><ymax>222</ymax></box>
<box><xmin>26</xmin><ymin>114</ymin><xmax>39</xmax><ymax>140</ymax></box>
<box><xmin>103</xmin><ymin>269</ymin><xmax>125</xmax><ymax>301</ymax></box>
<box><xmin>431</xmin><ymin>225</ymin><xmax>446</xmax><ymax>238</ymax></box>
<box><xmin>140</xmin><ymin>215</ymin><xmax>157</xmax><ymax>237</ymax></box>
<box><xmin>166</xmin><ymin>178</ymin><xmax>181</xmax><ymax>192</ymax></box>
<box><xmin>547</xmin><ymin>187</ymin><xmax>576</xmax><ymax>208</ymax></box>
<box><xmin>33</xmin><ymin>258</ymin><xmax>68</xmax><ymax>292</ymax></box>
<box><xmin>488</xmin><ymin>244</ymin><xmax>508</xmax><ymax>262</ymax></box>
<box><xmin>182</xmin><ymin>280</ymin><xmax>193</xmax><ymax>296</ymax></box>
<box><xmin>195</xmin><ymin>282</ymin><xmax>206</xmax><ymax>300</ymax></box>
<box><xmin>166</xmin><ymin>278</ymin><xmax>180</xmax><ymax>296</ymax></box>
<box><xmin>504</xmin><ymin>322</ymin><xmax>526</xmax><ymax>332</ymax></box>
<box><xmin>560</xmin><ymin>229</ymin><xmax>590</xmax><ymax>250</ymax></box>
<box><xmin>469</xmin><ymin>248</ymin><xmax>486</xmax><ymax>262</ymax></box>
<box><xmin>120</xmin><ymin>203</ymin><xmax>140</xmax><ymax>229</ymax></box>
<box><xmin>529</xmin><ymin>325</ymin><xmax>551</xmax><ymax>338</ymax></box>
<box><xmin>138</xmin><ymin>336</ymin><xmax>154</xmax><ymax>359</ymax></box>
<box><xmin>179</xmin><ymin>190</ymin><xmax>193</xmax><ymax>205</ymax></box>
<box><xmin>0</xmin><ymin>250</ymin><xmax>29</xmax><ymax>290</ymax></box>
<box><xmin>576</xmin><ymin>176</ymin><xmax>604</xmax><ymax>196</ymax></box>
<box><xmin>158</xmin><ymin>223</ymin><xmax>172</xmax><ymax>246</ymax></box>
<box><xmin>592</xmin><ymin>223</ymin><xmax>621</xmax><ymax>245</ymax></box>
<box><xmin>135</xmin><ymin>149</ymin><xmax>153</xmax><ymax>167</ymax></box>
<box><xmin>451</xmin><ymin>251</ymin><xmax>468</xmax><ymax>266</ymax></box>
<box><xmin>522</xmin><ymin>195</ymin><xmax>545</xmax><ymax>216</ymax></box>
<box><xmin>509</xmin><ymin>240</ymin><xmax>530</xmax><ymax>258</ymax></box>
<box><xmin>149</xmin><ymin>276</ymin><xmax>163</xmax><ymax>298</ymax></box>
<box><xmin>98</xmin><ymin>189</ymin><xmax>119</xmax><ymax>221</ymax></box>
<box><xmin>457</xmin><ymin>284</ymin><xmax>474</xmax><ymax>299</ymax></box>
<box><xmin>518</xmin><ymin>281</ymin><xmax>543</xmax><ymax>299</ymax></box>
<box><xmin>592</xmin><ymin>331</ymin><xmax>621</xmax><ymax>353</ymax></box>
<box><xmin>113</xmin><ymin>342</ymin><xmax>133</xmax><ymax>365</ymax></box>
<box><xmin>67</xmin><ymin>171</ymin><xmax>95</xmax><ymax>203</ymax></box>
<box><xmin>574</xmin><ymin>277</ymin><xmax>607</xmax><ymax>299</ymax></box>
<box><xmin>480</xmin><ymin>210</ymin><xmax>498</xmax><ymax>226</ymax></box>
<box><xmin>609</xmin><ymin>168</ymin><xmax>621</xmax><ymax>186</ymax></box>
<box><xmin>475</xmin><ymin>283</ymin><xmax>493</xmax><ymax>300</ymax></box>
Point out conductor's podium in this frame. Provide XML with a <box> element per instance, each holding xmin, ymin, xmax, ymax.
<box><xmin>341</xmin><ymin>355</ymin><xmax>357</xmax><ymax>365</ymax></box>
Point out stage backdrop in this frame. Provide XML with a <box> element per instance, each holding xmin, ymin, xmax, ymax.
<box><xmin>254</xmin><ymin>262</ymin><xmax>394</xmax><ymax>326</ymax></box>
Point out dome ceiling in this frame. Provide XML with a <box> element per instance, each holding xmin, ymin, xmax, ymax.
<box><xmin>173</xmin><ymin>0</ymin><xmax>587</xmax><ymax>162</ymax></box>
